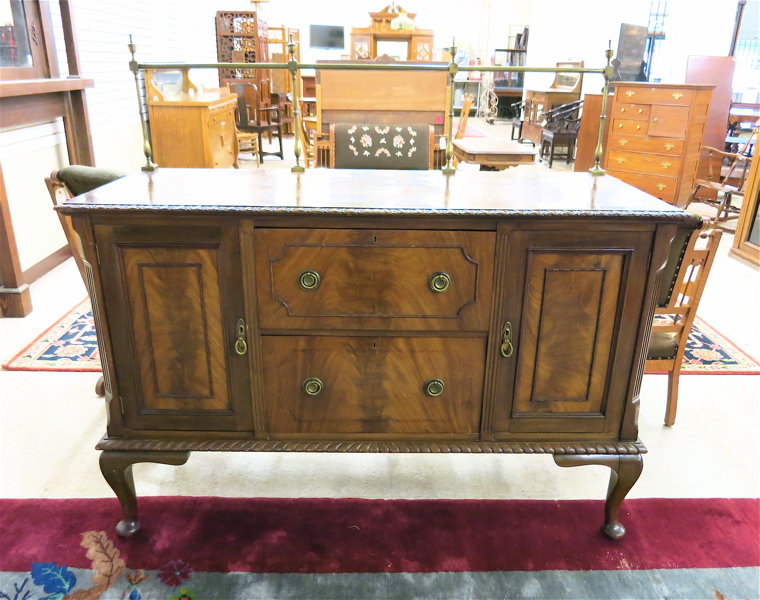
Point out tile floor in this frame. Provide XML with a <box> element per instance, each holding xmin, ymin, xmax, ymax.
<box><xmin>1</xmin><ymin>119</ymin><xmax>758</xmax><ymax>505</ymax></box>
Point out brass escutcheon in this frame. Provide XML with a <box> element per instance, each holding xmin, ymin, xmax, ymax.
<box><xmin>625</xmin><ymin>90</ymin><xmax>635</xmax><ymax>97</ymax></box>
<box><xmin>661</xmin><ymin>161</ymin><xmax>671</xmax><ymax>169</ymax></box>
<box><xmin>424</xmin><ymin>379</ymin><xmax>445</xmax><ymax>397</ymax></box>
<box><xmin>672</xmin><ymin>92</ymin><xmax>683</xmax><ymax>100</ymax></box>
<box><xmin>298</xmin><ymin>270</ymin><xmax>321</xmax><ymax>290</ymax></box>
<box><xmin>428</xmin><ymin>272</ymin><xmax>451</xmax><ymax>293</ymax></box>
<box><xmin>302</xmin><ymin>377</ymin><xmax>323</xmax><ymax>396</ymax></box>
<box><xmin>656</xmin><ymin>183</ymin><xmax>667</xmax><ymax>191</ymax></box>
<box><xmin>234</xmin><ymin>318</ymin><xmax>248</xmax><ymax>355</ymax></box>
<box><xmin>500</xmin><ymin>321</ymin><xmax>514</xmax><ymax>358</ymax></box>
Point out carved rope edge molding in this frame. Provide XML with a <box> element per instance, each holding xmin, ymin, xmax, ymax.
<box><xmin>96</xmin><ymin>437</ymin><xmax>648</xmax><ymax>455</ymax></box>
<box><xmin>59</xmin><ymin>204</ymin><xmax>694</xmax><ymax>220</ymax></box>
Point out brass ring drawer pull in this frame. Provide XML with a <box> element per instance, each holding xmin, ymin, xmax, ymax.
<box><xmin>298</xmin><ymin>270</ymin><xmax>321</xmax><ymax>290</ymax></box>
<box><xmin>428</xmin><ymin>272</ymin><xmax>451</xmax><ymax>293</ymax></box>
<box><xmin>424</xmin><ymin>379</ymin><xmax>445</xmax><ymax>397</ymax></box>
<box><xmin>302</xmin><ymin>377</ymin><xmax>323</xmax><ymax>396</ymax></box>
<box><xmin>234</xmin><ymin>318</ymin><xmax>248</xmax><ymax>356</ymax></box>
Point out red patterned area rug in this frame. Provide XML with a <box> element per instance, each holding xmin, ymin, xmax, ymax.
<box><xmin>0</xmin><ymin>497</ymin><xmax>757</xmax><ymax>599</ymax></box>
<box><xmin>3</xmin><ymin>300</ymin><xmax>759</xmax><ymax>374</ymax></box>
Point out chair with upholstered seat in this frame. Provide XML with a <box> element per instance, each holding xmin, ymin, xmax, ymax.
<box><xmin>645</xmin><ymin>224</ymin><xmax>722</xmax><ymax>426</ymax></box>
<box><xmin>45</xmin><ymin>165</ymin><xmax>127</xmax><ymax>397</ymax></box>
<box><xmin>328</xmin><ymin>123</ymin><xmax>435</xmax><ymax>170</ymax></box>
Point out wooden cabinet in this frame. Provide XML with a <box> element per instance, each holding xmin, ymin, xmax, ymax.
<box><xmin>215</xmin><ymin>11</ymin><xmax>269</xmax><ymax>91</ymax></box>
<box><xmin>605</xmin><ymin>83</ymin><xmax>713</xmax><ymax>207</ymax></box>
<box><xmin>60</xmin><ymin>168</ymin><xmax>698</xmax><ymax>539</ymax></box>
<box><xmin>145</xmin><ymin>70</ymin><xmax>238</xmax><ymax>169</ymax></box>
<box><xmin>350</xmin><ymin>5</ymin><xmax>435</xmax><ymax>61</ymax></box>
<box><xmin>522</xmin><ymin>62</ymin><xmax>584</xmax><ymax>145</ymax></box>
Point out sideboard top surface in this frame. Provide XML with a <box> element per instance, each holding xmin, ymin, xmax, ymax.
<box><xmin>57</xmin><ymin>168</ymin><xmax>693</xmax><ymax>219</ymax></box>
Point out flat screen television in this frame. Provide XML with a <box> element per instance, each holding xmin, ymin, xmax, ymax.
<box><xmin>310</xmin><ymin>25</ymin><xmax>345</xmax><ymax>49</ymax></box>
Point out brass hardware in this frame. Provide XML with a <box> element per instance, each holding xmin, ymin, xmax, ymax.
<box><xmin>618</xmin><ymin>124</ymin><xmax>623</xmax><ymax>128</ymax></box>
<box><xmin>664</xmin><ymin>143</ymin><xmax>675</xmax><ymax>150</ymax></box>
<box><xmin>615</xmin><ymin>157</ymin><xmax>626</xmax><ymax>164</ymax></box>
<box><xmin>672</xmin><ymin>92</ymin><xmax>683</xmax><ymax>100</ymax></box>
<box><xmin>636</xmin><ymin>125</ymin><xmax>641</xmax><ymax>130</ymax></box>
<box><xmin>660</xmin><ymin>161</ymin><xmax>671</xmax><ymax>169</ymax></box>
<box><xmin>618</xmin><ymin>139</ymin><xmax>628</xmax><ymax>146</ymax></box>
<box><xmin>500</xmin><ymin>322</ymin><xmax>514</xmax><ymax>358</ymax></box>
<box><xmin>652</xmin><ymin>117</ymin><xmax>658</xmax><ymax>125</ymax></box>
<box><xmin>656</xmin><ymin>183</ymin><xmax>667</xmax><ymax>191</ymax></box>
<box><xmin>302</xmin><ymin>377</ymin><xmax>323</xmax><ymax>396</ymax></box>
<box><xmin>638</xmin><ymin>109</ymin><xmax>643</xmax><ymax>114</ymax></box>
<box><xmin>424</xmin><ymin>379</ymin><xmax>445</xmax><ymax>397</ymax></box>
<box><xmin>625</xmin><ymin>90</ymin><xmax>635</xmax><ymax>98</ymax></box>
<box><xmin>298</xmin><ymin>270</ymin><xmax>321</xmax><ymax>290</ymax></box>
<box><xmin>428</xmin><ymin>272</ymin><xmax>451</xmax><ymax>293</ymax></box>
<box><xmin>620</xmin><ymin>108</ymin><xmax>625</xmax><ymax>113</ymax></box>
<box><xmin>234</xmin><ymin>318</ymin><xmax>248</xmax><ymax>355</ymax></box>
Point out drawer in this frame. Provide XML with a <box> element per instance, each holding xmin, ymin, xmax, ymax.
<box><xmin>608</xmin><ymin>133</ymin><xmax>683</xmax><ymax>155</ymax></box>
<box><xmin>612</xmin><ymin>104</ymin><xmax>650</xmax><ymax>120</ymax></box>
<box><xmin>606</xmin><ymin>150</ymin><xmax>682</xmax><ymax>176</ymax></box>
<box><xmin>607</xmin><ymin>170</ymin><xmax>678</xmax><ymax>203</ymax></box>
<box><xmin>611</xmin><ymin>118</ymin><xmax>650</xmax><ymax>135</ymax></box>
<box><xmin>261</xmin><ymin>336</ymin><xmax>485</xmax><ymax>435</ymax></box>
<box><xmin>255</xmin><ymin>229</ymin><xmax>495</xmax><ymax>331</ymax></box>
<box><xmin>615</xmin><ymin>86</ymin><xmax>695</xmax><ymax>105</ymax></box>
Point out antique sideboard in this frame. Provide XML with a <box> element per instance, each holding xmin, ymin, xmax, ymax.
<box><xmin>57</xmin><ymin>168</ymin><xmax>699</xmax><ymax>539</ymax></box>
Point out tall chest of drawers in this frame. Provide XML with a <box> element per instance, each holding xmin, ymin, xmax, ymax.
<box><xmin>604</xmin><ymin>83</ymin><xmax>713</xmax><ymax>207</ymax></box>
<box><xmin>59</xmin><ymin>168</ymin><xmax>698</xmax><ymax>540</ymax></box>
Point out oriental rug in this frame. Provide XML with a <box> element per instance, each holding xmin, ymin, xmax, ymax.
<box><xmin>0</xmin><ymin>497</ymin><xmax>757</xmax><ymax>599</ymax></box>
<box><xmin>4</xmin><ymin>301</ymin><xmax>759</xmax><ymax>374</ymax></box>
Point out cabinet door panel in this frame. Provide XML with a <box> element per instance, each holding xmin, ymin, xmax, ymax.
<box><xmin>97</xmin><ymin>222</ymin><xmax>252</xmax><ymax>432</ymax></box>
<box><xmin>492</xmin><ymin>229</ymin><xmax>653</xmax><ymax>435</ymax></box>
<box><xmin>648</xmin><ymin>105</ymin><xmax>690</xmax><ymax>138</ymax></box>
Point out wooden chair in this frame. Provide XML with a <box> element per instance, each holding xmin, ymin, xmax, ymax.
<box><xmin>236</xmin><ymin>130</ymin><xmax>259</xmax><ymax>167</ymax></box>
<box><xmin>328</xmin><ymin>124</ymin><xmax>435</xmax><ymax>170</ymax></box>
<box><xmin>539</xmin><ymin>99</ymin><xmax>583</xmax><ymax>168</ymax></box>
<box><xmin>452</xmin><ymin>94</ymin><xmax>473</xmax><ymax>168</ymax></box>
<box><xmin>45</xmin><ymin>166</ymin><xmax>126</xmax><ymax>397</ymax></box>
<box><xmin>232</xmin><ymin>82</ymin><xmax>285</xmax><ymax>162</ymax></box>
<box><xmin>685</xmin><ymin>128</ymin><xmax>756</xmax><ymax>227</ymax></box>
<box><xmin>645</xmin><ymin>225</ymin><xmax>723</xmax><ymax>426</ymax></box>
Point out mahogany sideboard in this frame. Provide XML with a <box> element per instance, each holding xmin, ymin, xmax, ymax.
<box><xmin>57</xmin><ymin>168</ymin><xmax>699</xmax><ymax>539</ymax></box>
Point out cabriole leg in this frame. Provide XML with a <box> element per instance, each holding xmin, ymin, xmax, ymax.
<box><xmin>553</xmin><ymin>453</ymin><xmax>644</xmax><ymax>539</ymax></box>
<box><xmin>99</xmin><ymin>450</ymin><xmax>190</xmax><ymax>537</ymax></box>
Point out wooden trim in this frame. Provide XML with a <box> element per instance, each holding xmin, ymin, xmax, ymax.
<box><xmin>0</xmin><ymin>164</ymin><xmax>32</xmax><ymax>317</ymax></box>
<box><xmin>23</xmin><ymin>246</ymin><xmax>73</xmax><ymax>285</ymax></box>
<box><xmin>730</xmin><ymin>150</ymin><xmax>760</xmax><ymax>266</ymax></box>
<box><xmin>0</xmin><ymin>78</ymin><xmax>94</xmax><ymax>98</ymax></box>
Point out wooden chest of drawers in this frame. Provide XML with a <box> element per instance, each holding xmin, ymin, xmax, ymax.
<box><xmin>59</xmin><ymin>168</ymin><xmax>699</xmax><ymax>540</ymax></box>
<box><xmin>604</xmin><ymin>83</ymin><xmax>713</xmax><ymax>207</ymax></box>
<box><xmin>147</xmin><ymin>94</ymin><xmax>239</xmax><ymax>169</ymax></box>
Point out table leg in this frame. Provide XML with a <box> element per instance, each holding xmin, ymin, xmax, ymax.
<box><xmin>99</xmin><ymin>450</ymin><xmax>190</xmax><ymax>537</ymax></box>
<box><xmin>553</xmin><ymin>453</ymin><xmax>644</xmax><ymax>539</ymax></box>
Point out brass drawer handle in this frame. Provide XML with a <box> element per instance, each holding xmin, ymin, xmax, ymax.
<box><xmin>652</xmin><ymin>117</ymin><xmax>658</xmax><ymax>125</ymax></box>
<box><xmin>500</xmin><ymin>321</ymin><xmax>514</xmax><ymax>358</ymax></box>
<box><xmin>615</xmin><ymin>157</ymin><xmax>626</xmax><ymax>164</ymax></box>
<box><xmin>424</xmin><ymin>379</ymin><xmax>445</xmax><ymax>397</ymax></box>
<box><xmin>234</xmin><ymin>318</ymin><xmax>248</xmax><ymax>355</ymax></box>
<box><xmin>298</xmin><ymin>270</ymin><xmax>321</xmax><ymax>290</ymax></box>
<box><xmin>625</xmin><ymin>90</ymin><xmax>635</xmax><ymax>98</ymax></box>
<box><xmin>638</xmin><ymin>108</ymin><xmax>643</xmax><ymax>114</ymax></box>
<box><xmin>656</xmin><ymin>183</ymin><xmax>667</xmax><ymax>191</ymax></box>
<box><xmin>660</xmin><ymin>161</ymin><xmax>672</xmax><ymax>169</ymax></box>
<box><xmin>302</xmin><ymin>377</ymin><xmax>323</xmax><ymax>396</ymax></box>
<box><xmin>672</xmin><ymin>92</ymin><xmax>683</xmax><ymax>100</ymax></box>
<box><xmin>428</xmin><ymin>272</ymin><xmax>451</xmax><ymax>293</ymax></box>
<box><xmin>620</xmin><ymin>108</ymin><xmax>625</xmax><ymax>113</ymax></box>
<box><xmin>618</xmin><ymin>139</ymin><xmax>628</xmax><ymax>146</ymax></box>
<box><xmin>664</xmin><ymin>143</ymin><xmax>675</xmax><ymax>150</ymax></box>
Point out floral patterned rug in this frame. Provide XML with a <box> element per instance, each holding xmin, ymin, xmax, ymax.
<box><xmin>2</xmin><ymin>300</ymin><xmax>759</xmax><ymax>374</ymax></box>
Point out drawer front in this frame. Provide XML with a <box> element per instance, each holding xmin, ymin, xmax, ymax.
<box><xmin>611</xmin><ymin>118</ymin><xmax>650</xmax><ymax>136</ymax></box>
<box><xmin>615</xmin><ymin>86</ymin><xmax>694</xmax><ymax>105</ymax></box>
<box><xmin>207</xmin><ymin>107</ymin><xmax>237</xmax><ymax>168</ymax></box>
<box><xmin>612</xmin><ymin>103</ymin><xmax>650</xmax><ymax>120</ymax></box>
<box><xmin>255</xmin><ymin>229</ymin><xmax>495</xmax><ymax>331</ymax></box>
<box><xmin>262</xmin><ymin>336</ymin><xmax>485</xmax><ymax>435</ymax></box>
<box><xmin>607</xmin><ymin>169</ymin><xmax>678</xmax><ymax>203</ymax></box>
<box><xmin>607</xmin><ymin>150</ymin><xmax>683</xmax><ymax>176</ymax></box>
<box><xmin>648</xmin><ymin>105</ymin><xmax>690</xmax><ymax>138</ymax></box>
<box><xmin>608</xmin><ymin>133</ymin><xmax>683</xmax><ymax>155</ymax></box>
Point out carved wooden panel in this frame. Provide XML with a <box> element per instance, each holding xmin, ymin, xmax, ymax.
<box><xmin>255</xmin><ymin>229</ymin><xmax>494</xmax><ymax>331</ymax></box>
<box><xmin>262</xmin><ymin>336</ymin><xmax>486</xmax><ymax>435</ymax></box>
<box><xmin>95</xmin><ymin>221</ymin><xmax>253</xmax><ymax>432</ymax></box>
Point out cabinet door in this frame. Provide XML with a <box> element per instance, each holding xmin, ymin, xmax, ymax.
<box><xmin>491</xmin><ymin>228</ymin><xmax>653</xmax><ymax>436</ymax></box>
<box><xmin>96</xmin><ymin>221</ymin><xmax>253</xmax><ymax>432</ymax></box>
